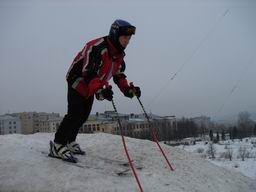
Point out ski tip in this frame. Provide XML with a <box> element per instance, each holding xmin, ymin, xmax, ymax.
<box><xmin>116</xmin><ymin>170</ymin><xmax>129</xmax><ymax>176</ymax></box>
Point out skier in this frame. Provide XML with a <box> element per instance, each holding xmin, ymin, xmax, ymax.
<box><xmin>49</xmin><ymin>19</ymin><xmax>141</xmax><ymax>163</ymax></box>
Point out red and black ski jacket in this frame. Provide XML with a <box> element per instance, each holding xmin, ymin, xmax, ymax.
<box><xmin>66</xmin><ymin>36</ymin><xmax>130</xmax><ymax>97</ymax></box>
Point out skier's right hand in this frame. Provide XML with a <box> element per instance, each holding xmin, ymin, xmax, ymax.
<box><xmin>95</xmin><ymin>85</ymin><xmax>113</xmax><ymax>101</ymax></box>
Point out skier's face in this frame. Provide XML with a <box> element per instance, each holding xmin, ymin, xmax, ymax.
<box><xmin>119</xmin><ymin>36</ymin><xmax>131</xmax><ymax>48</ymax></box>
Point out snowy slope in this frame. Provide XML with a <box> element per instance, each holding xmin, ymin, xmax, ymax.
<box><xmin>175</xmin><ymin>139</ymin><xmax>256</xmax><ymax>179</ymax></box>
<box><xmin>0</xmin><ymin>133</ymin><xmax>255</xmax><ymax>192</ymax></box>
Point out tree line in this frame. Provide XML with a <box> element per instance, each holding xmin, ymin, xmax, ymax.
<box><xmin>126</xmin><ymin>111</ymin><xmax>256</xmax><ymax>142</ymax></box>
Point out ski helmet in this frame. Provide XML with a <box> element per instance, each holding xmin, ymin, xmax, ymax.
<box><xmin>109</xmin><ymin>19</ymin><xmax>136</xmax><ymax>51</ymax></box>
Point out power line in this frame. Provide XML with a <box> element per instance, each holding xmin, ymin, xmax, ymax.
<box><xmin>148</xmin><ymin>8</ymin><xmax>230</xmax><ymax>107</ymax></box>
<box><xmin>170</xmin><ymin>9</ymin><xmax>229</xmax><ymax>81</ymax></box>
<box><xmin>215</xmin><ymin>56</ymin><xmax>255</xmax><ymax>116</ymax></box>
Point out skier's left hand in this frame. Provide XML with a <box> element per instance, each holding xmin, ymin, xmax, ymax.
<box><xmin>95</xmin><ymin>85</ymin><xmax>113</xmax><ymax>101</ymax></box>
<box><xmin>124</xmin><ymin>83</ymin><xmax>141</xmax><ymax>98</ymax></box>
<box><xmin>133</xmin><ymin>86</ymin><xmax>141</xmax><ymax>98</ymax></box>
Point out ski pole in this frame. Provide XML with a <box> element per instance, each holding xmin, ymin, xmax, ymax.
<box><xmin>130</xmin><ymin>83</ymin><xmax>174</xmax><ymax>171</ymax></box>
<box><xmin>111</xmin><ymin>98</ymin><xmax>144</xmax><ymax>192</ymax></box>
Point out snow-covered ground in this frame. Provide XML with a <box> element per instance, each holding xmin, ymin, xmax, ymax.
<box><xmin>0</xmin><ymin>133</ymin><xmax>255</xmax><ymax>192</ymax></box>
<box><xmin>175</xmin><ymin>138</ymin><xmax>256</xmax><ymax>179</ymax></box>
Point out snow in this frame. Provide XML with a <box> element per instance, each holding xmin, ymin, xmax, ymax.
<box><xmin>0</xmin><ymin>133</ymin><xmax>255</xmax><ymax>192</ymax></box>
<box><xmin>176</xmin><ymin>138</ymin><xmax>256</xmax><ymax>179</ymax></box>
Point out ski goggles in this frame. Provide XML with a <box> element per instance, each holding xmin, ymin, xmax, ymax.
<box><xmin>119</xmin><ymin>26</ymin><xmax>136</xmax><ymax>36</ymax></box>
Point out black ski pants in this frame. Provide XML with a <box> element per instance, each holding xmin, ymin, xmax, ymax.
<box><xmin>54</xmin><ymin>83</ymin><xmax>94</xmax><ymax>145</ymax></box>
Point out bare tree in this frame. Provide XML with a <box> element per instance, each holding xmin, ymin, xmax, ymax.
<box><xmin>221</xmin><ymin>130</ymin><xmax>225</xmax><ymax>141</ymax></box>
<box><xmin>216</xmin><ymin>132</ymin><xmax>220</xmax><ymax>142</ymax></box>
<box><xmin>226</xmin><ymin>147</ymin><xmax>233</xmax><ymax>161</ymax></box>
<box><xmin>209</xmin><ymin>130</ymin><xmax>213</xmax><ymax>141</ymax></box>
<box><xmin>207</xmin><ymin>142</ymin><xmax>216</xmax><ymax>159</ymax></box>
<box><xmin>237</xmin><ymin>111</ymin><xmax>254</xmax><ymax>138</ymax></box>
<box><xmin>238</xmin><ymin>146</ymin><xmax>249</xmax><ymax>161</ymax></box>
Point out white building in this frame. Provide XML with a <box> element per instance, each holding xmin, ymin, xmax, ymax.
<box><xmin>0</xmin><ymin>115</ymin><xmax>21</xmax><ymax>135</ymax></box>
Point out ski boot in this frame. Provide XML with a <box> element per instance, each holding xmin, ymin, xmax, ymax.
<box><xmin>49</xmin><ymin>141</ymin><xmax>77</xmax><ymax>163</ymax></box>
<box><xmin>67</xmin><ymin>141</ymin><xmax>86</xmax><ymax>155</ymax></box>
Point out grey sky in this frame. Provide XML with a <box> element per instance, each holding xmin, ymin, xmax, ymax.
<box><xmin>0</xmin><ymin>0</ymin><xmax>255</xmax><ymax>119</ymax></box>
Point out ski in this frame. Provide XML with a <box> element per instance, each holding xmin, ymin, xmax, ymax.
<box><xmin>46</xmin><ymin>152</ymin><xmax>86</xmax><ymax>168</ymax></box>
<box><xmin>40</xmin><ymin>151</ymin><xmax>86</xmax><ymax>168</ymax></box>
<box><xmin>41</xmin><ymin>150</ymin><xmax>143</xmax><ymax>172</ymax></box>
<box><xmin>90</xmin><ymin>154</ymin><xmax>139</xmax><ymax>167</ymax></box>
<box><xmin>90</xmin><ymin>154</ymin><xmax>130</xmax><ymax>164</ymax></box>
<box><xmin>115</xmin><ymin>165</ymin><xmax>143</xmax><ymax>176</ymax></box>
<box><xmin>115</xmin><ymin>168</ymin><xmax>130</xmax><ymax>176</ymax></box>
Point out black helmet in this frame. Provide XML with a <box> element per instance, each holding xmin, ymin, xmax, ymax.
<box><xmin>109</xmin><ymin>19</ymin><xmax>136</xmax><ymax>51</ymax></box>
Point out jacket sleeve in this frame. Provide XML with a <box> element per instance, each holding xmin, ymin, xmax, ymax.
<box><xmin>113</xmin><ymin>61</ymin><xmax>129</xmax><ymax>93</ymax></box>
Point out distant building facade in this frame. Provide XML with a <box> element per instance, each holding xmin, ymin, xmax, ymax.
<box><xmin>0</xmin><ymin>115</ymin><xmax>21</xmax><ymax>135</ymax></box>
<box><xmin>38</xmin><ymin>117</ymin><xmax>62</xmax><ymax>133</ymax></box>
<box><xmin>10</xmin><ymin>112</ymin><xmax>36</xmax><ymax>134</ymax></box>
<box><xmin>2</xmin><ymin>111</ymin><xmax>177</xmax><ymax>141</ymax></box>
<box><xmin>9</xmin><ymin>112</ymin><xmax>61</xmax><ymax>134</ymax></box>
<box><xmin>79</xmin><ymin>120</ymin><xmax>118</xmax><ymax>134</ymax></box>
<box><xmin>82</xmin><ymin>111</ymin><xmax>177</xmax><ymax>141</ymax></box>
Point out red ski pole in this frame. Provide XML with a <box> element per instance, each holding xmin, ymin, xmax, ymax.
<box><xmin>111</xmin><ymin>98</ymin><xmax>144</xmax><ymax>192</ymax></box>
<box><xmin>130</xmin><ymin>83</ymin><xmax>174</xmax><ymax>171</ymax></box>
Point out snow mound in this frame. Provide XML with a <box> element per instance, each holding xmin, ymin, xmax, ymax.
<box><xmin>0</xmin><ymin>133</ymin><xmax>255</xmax><ymax>192</ymax></box>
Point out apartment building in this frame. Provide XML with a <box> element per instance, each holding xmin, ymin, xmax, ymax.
<box><xmin>10</xmin><ymin>112</ymin><xmax>61</xmax><ymax>134</ymax></box>
<box><xmin>79</xmin><ymin>120</ymin><xmax>118</xmax><ymax>134</ymax></box>
<box><xmin>2</xmin><ymin>111</ymin><xmax>177</xmax><ymax>140</ymax></box>
<box><xmin>0</xmin><ymin>115</ymin><xmax>21</xmax><ymax>135</ymax></box>
<box><xmin>11</xmin><ymin>112</ymin><xmax>36</xmax><ymax>134</ymax></box>
<box><xmin>87</xmin><ymin>112</ymin><xmax>177</xmax><ymax>141</ymax></box>
<box><xmin>38</xmin><ymin>117</ymin><xmax>62</xmax><ymax>133</ymax></box>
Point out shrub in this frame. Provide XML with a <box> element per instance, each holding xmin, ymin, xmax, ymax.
<box><xmin>196</xmin><ymin>148</ymin><xmax>204</xmax><ymax>153</ymax></box>
<box><xmin>219</xmin><ymin>148</ymin><xmax>233</xmax><ymax>161</ymax></box>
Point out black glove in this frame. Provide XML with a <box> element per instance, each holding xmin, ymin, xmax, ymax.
<box><xmin>95</xmin><ymin>86</ymin><xmax>113</xmax><ymax>101</ymax></box>
<box><xmin>124</xmin><ymin>85</ymin><xmax>141</xmax><ymax>98</ymax></box>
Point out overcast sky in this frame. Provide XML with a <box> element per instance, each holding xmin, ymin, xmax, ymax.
<box><xmin>0</xmin><ymin>0</ymin><xmax>255</xmax><ymax>119</ymax></box>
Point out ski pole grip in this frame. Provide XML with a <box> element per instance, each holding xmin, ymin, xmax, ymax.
<box><xmin>129</xmin><ymin>82</ymin><xmax>137</xmax><ymax>97</ymax></box>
